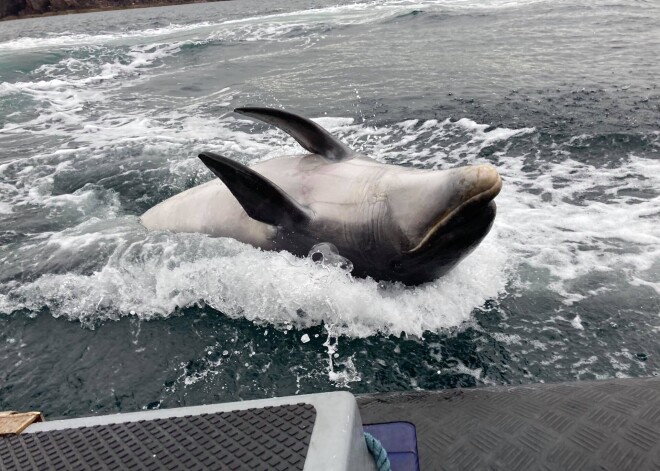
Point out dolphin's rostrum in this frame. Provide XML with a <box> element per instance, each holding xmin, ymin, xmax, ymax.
<box><xmin>141</xmin><ymin>107</ymin><xmax>502</xmax><ymax>285</ymax></box>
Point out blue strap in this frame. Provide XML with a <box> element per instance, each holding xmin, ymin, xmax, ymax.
<box><xmin>364</xmin><ymin>432</ymin><xmax>391</xmax><ymax>471</ymax></box>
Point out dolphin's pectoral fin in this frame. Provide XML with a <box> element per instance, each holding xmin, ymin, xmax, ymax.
<box><xmin>198</xmin><ymin>151</ymin><xmax>312</xmax><ymax>227</ymax></box>
<box><xmin>234</xmin><ymin>107</ymin><xmax>354</xmax><ymax>161</ymax></box>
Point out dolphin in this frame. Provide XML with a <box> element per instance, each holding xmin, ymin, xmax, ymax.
<box><xmin>140</xmin><ymin>107</ymin><xmax>502</xmax><ymax>285</ymax></box>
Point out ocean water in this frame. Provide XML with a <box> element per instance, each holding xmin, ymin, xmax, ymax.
<box><xmin>0</xmin><ymin>0</ymin><xmax>658</xmax><ymax>418</ymax></box>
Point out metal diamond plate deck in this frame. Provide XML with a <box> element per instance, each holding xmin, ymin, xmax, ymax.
<box><xmin>0</xmin><ymin>403</ymin><xmax>316</xmax><ymax>471</ymax></box>
<box><xmin>358</xmin><ymin>377</ymin><xmax>660</xmax><ymax>471</ymax></box>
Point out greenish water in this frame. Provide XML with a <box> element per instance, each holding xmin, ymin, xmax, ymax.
<box><xmin>0</xmin><ymin>0</ymin><xmax>659</xmax><ymax>419</ymax></box>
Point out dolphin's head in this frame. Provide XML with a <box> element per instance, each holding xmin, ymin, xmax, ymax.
<box><xmin>382</xmin><ymin>164</ymin><xmax>502</xmax><ymax>284</ymax></box>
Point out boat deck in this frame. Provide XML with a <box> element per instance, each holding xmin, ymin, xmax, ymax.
<box><xmin>2</xmin><ymin>377</ymin><xmax>660</xmax><ymax>470</ymax></box>
<box><xmin>358</xmin><ymin>377</ymin><xmax>660</xmax><ymax>470</ymax></box>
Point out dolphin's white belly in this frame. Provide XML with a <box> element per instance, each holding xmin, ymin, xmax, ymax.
<box><xmin>140</xmin><ymin>178</ymin><xmax>278</xmax><ymax>248</ymax></box>
<box><xmin>139</xmin><ymin>155</ymin><xmax>379</xmax><ymax>248</ymax></box>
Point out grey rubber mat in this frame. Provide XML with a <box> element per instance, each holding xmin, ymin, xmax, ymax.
<box><xmin>358</xmin><ymin>377</ymin><xmax>660</xmax><ymax>471</ymax></box>
<box><xmin>0</xmin><ymin>403</ymin><xmax>316</xmax><ymax>471</ymax></box>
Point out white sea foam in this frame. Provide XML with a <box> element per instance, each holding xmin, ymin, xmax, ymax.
<box><xmin>0</xmin><ymin>221</ymin><xmax>510</xmax><ymax>337</ymax></box>
<box><xmin>0</xmin><ymin>22</ymin><xmax>219</xmax><ymax>51</ymax></box>
<box><xmin>0</xmin><ymin>202</ymin><xmax>12</xmax><ymax>214</ymax></box>
<box><xmin>495</xmin><ymin>153</ymin><xmax>660</xmax><ymax>297</ymax></box>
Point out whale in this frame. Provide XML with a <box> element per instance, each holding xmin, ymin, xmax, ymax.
<box><xmin>140</xmin><ymin>107</ymin><xmax>502</xmax><ymax>285</ymax></box>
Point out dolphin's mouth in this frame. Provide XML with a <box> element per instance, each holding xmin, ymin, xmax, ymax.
<box><xmin>406</xmin><ymin>168</ymin><xmax>502</xmax><ymax>254</ymax></box>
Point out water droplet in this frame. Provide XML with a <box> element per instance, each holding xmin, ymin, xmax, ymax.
<box><xmin>308</xmin><ymin>242</ymin><xmax>353</xmax><ymax>273</ymax></box>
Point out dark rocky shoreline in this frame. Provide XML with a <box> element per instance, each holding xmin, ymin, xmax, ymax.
<box><xmin>0</xmin><ymin>0</ymin><xmax>224</xmax><ymax>20</ymax></box>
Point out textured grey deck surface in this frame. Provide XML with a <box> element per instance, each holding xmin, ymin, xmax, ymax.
<box><xmin>0</xmin><ymin>403</ymin><xmax>316</xmax><ymax>471</ymax></box>
<box><xmin>358</xmin><ymin>377</ymin><xmax>660</xmax><ymax>471</ymax></box>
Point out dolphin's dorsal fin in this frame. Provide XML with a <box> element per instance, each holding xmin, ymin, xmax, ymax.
<box><xmin>234</xmin><ymin>107</ymin><xmax>354</xmax><ymax>161</ymax></box>
<box><xmin>199</xmin><ymin>152</ymin><xmax>312</xmax><ymax>227</ymax></box>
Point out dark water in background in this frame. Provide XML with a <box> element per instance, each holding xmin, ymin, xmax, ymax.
<box><xmin>0</xmin><ymin>0</ymin><xmax>659</xmax><ymax>419</ymax></box>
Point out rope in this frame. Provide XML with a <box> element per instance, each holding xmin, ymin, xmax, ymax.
<box><xmin>364</xmin><ymin>432</ymin><xmax>391</xmax><ymax>471</ymax></box>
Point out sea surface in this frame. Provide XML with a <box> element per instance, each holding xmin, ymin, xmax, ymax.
<box><xmin>0</xmin><ymin>0</ymin><xmax>658</xmax><ymax>419</ymax></box>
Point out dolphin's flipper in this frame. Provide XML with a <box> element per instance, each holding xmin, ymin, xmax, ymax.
<box><xmin>234</xmin><ymin>107</ymin><xmax>354</xmax><ymax>161</ymax></box>
<box><xmin>198</xmin><ymin>152</ymin><xmax>312</xmax><ymax>227</ymax></box>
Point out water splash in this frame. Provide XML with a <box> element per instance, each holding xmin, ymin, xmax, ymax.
<box><xmin>308</xmin><ymin>242</ymin><xmax>354</xmax><ymax>273</ymax></box>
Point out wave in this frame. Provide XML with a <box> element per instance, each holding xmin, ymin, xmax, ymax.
<box><xmin>0</xmin><ymin>0</ymin><xmax>557</xmax><ymax>52</ymax></box>
<box><xmin>0</xmin><ymin>222</ymin><xmax>510</xmax><ymax>337</ymax></box>
<box><xmin>0</xmin><ymin>22</ymin><xmax>220</xmax><ymax>51</ymax></box>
